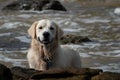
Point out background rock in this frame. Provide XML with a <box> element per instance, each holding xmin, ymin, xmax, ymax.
<box><xmin>2</xmin><ymin>0</ymin><xmax>67</xmax><ymax>11</ymax></box>
<box><xmin>61</xmin><ymin>34</ymin><xmax>91</xmax><ymax>44</ymax></box>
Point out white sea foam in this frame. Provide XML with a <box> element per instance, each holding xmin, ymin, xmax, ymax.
<box><xmin>0</xmin><ymin>54</ymin><xmax>27</xmax><ymax>67</ymax></box>
<box><xmin>0</xmin><ymin>50</ymin><xmax>28</xmax><ymax>54</ymax></box>
<box><xmin>63</xmin><ymin>28</ymin><xmax>80</xmax><ymax>33</ymax></box>
<box><xmin>61</xmin><ymin>44</ymin><xmax>82</xmax><ymax>50</ymax></box>
<box><xmin>80</xmin><ymin>53</ymin><xmax>91</xmax><ymax>58</ymax></box>
<box><xmin>113</xmin><ymin>54</ymin><xmax>120</xmax><ymax>57</ymax></box>
<box><xmin>15</xmin><ymin>36</ymin><xmax>31</xmax><ymax>43</ymax></box>
<box><xmin>82</xmin><ymin>42</ymin><xmax>101</xmax><ymax>48</ymax></box>
<box><xmin>17</xmin><ymin>14</ymin><xmax>32</xmax><ymax>19</ymax></box>
<box><xmin>80</xmin><ymin>18</ymin><xmax>110</xmax><ymax>23</ymax></box>
<box><xmin>112</xmin><ymin>50</ymin><xmax>120</xmax><ymax>54</ymax></box>
<box><xmin>0</xmin><ymin>33</ymin><xmax>11</xmax><ymax>36</ymax></box>
<box><xmin>64</xmin><ymin>21</ymin><xmax>79</xmax><ymax>27</ymax></box>
<box><xmin>0</xmin><ymin>22</ymin><xmax>30</xmax><ymax>29</ymax></box>
<box><xmin>89</xmin><ymin>51</ymin><xmax>120</xmax><ymax>57</ymax></box>
<box><xmin>90</xmin><ymin>63</ymin><xmax>120</xmax><ymax>73</ymax></box>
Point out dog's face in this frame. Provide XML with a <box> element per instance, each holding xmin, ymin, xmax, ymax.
<box><xmin>28</xmin><ymin>19</ymin><xmax>63</xmax><ymax>45</ymax></box>
<box><xmin>36</xmin><ymin>20</ymin><xmax>56</xmax><ymax>44</ymax></box>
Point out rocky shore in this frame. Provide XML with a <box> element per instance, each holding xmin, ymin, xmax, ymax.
<box><xmin>0</xmin><ymin>64</ymin><xmax>120</xmax><ymax>80</ymax></box>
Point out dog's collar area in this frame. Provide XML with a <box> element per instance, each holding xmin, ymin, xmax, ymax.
<box><xmin>41</xmin><ymin>45</ymin><xmax>53</xmax><ymax>69</ymax></box>
<box><xmin>43</xmin><ymin>58</ymin><xmax>53</xmax><ymax>69</ymax></box>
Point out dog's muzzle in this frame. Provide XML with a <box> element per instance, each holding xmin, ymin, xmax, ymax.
<box><xmin>38</xmin><ymin>37</ymin><xmax>50</xmax><ymax>44</ymax></box>
<box><xmin>38</xmin><ymin>32</ymin><xmax>51</xmax><ymax>44</ymax></box>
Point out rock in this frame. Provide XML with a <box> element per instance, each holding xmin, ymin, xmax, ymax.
<box><xmin>92</xmin><ymin>72</ymin><xmax>120</xmax><ymax>80</ymax></box>
<box><xmin>89</xmin><ymin>69</ymin><xmax>103</xmax><ymax>76</ymax></box>
<box><xmin>2</xmin><ymin>0</ymin><xmax>67</xmax><ymax>11</ymax></box>
<box><xmin>61</xmin><ymin>34</ymin><xmax>91</xmax><ymax>44</ymax></box>
<box><xmin>0</xmin><ymin>64</ymin><xmax>13</xmax><ymax>80</ymax></box>
<box><xmin>42</xmin><ymin>0</ymin><xmax>66</xmax><ymax>11</ymax></box>
<box><xmin>11</xmin><ymin>67</ymin><xmax>102</xmax><ymax>80</ymax></box>
<box><xmin>11</xmin><ymin>67</ymin><xmax>39</xmax><ymax>80</ymax></box>
<box><xmin>0</xmin><ymin>64</ymin><xmax>120</xmax><ymax>80</ymax></box>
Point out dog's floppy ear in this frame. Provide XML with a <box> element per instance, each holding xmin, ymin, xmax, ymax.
<box><xmin>28</xmin><ymin>21</ymin><xmax>38</xmax><ymax>39</ymax></box>
<box><xmin>55</xmin><ymin>23</ymin><xmax>63</xmax><ymax>40</ymax></box>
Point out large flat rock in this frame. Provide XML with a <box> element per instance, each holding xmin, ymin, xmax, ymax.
<box><xmin>0</xmin><ymin>64</ymin><xmax>120</xmax><ymax>80</ymax></box>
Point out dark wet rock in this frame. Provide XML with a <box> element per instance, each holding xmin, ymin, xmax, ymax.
<box><xmin>2</xmin><ymin>0</ymin><xmax>67</xmax><ymax>11</ymax></box>
<box><xmin>0</xmin><ymin>63</ymin><xmax>120</xmax><ymax>80</ymax></box>
<box><xmin>30</xmin><ymin>68</ymin><xmax>101</xmax><ymax>80</ymax></box>
<box><xmin>11</xmin><ymin>67</ymin><xmax>102</xmax><ymax>80</ymax></box>
<box><xmin>30</xmin><ymin>68</ymin><xmax>88</xmax><ymax>80</ymax></box>
<box><xmin>92</xmin><ymin>72</ymin><xmax>120</xmax><ymax>80</ymax></box>
<box><xmin>11</xmin><ymin>67</ymin><xmax>39</xmax><ymax>80</ymax></box>
<box><xmin>0</xmin><ymin>64</ymin><xmax>13</xmax><ymax>80</ymax></box>
<box><xmin>61</xmin><ymin>34</ymin><xmax>91</xmax><ymax>44</ymax></box>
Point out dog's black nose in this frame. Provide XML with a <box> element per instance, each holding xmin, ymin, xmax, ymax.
<box><xmin>43</xmin><ymin>32</ymin><xmax>50</xmax><ymax>38</ymax></box>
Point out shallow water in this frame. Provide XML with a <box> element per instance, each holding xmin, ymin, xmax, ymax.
<box><xmin>0</xmin><ymin>1</ymin><xmax>120</xmax><ymax>72</ymax></box>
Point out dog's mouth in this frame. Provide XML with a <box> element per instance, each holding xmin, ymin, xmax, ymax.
<box><xmin>38</xmin><ymin>37</ymin><xmax>51</xmax><ymax>45</ymax></box>
<box><xmin>42</xmin><ymin>39</ymin><xmax>50</xmax><ymax>44</ymax></box>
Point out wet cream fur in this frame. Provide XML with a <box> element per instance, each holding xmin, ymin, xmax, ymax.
<box><xmin>27</xmin><ymin>19</ymin><xmax>81</xmax><ymax>71</ymax></box>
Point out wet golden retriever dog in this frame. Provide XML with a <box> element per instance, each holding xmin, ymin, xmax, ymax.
<box><xmin>27</xmin><ymin>19</ymin><xmax>81</xmax><ymax>71</ymax></box>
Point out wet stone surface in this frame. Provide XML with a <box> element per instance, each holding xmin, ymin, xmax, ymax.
<box><xmin>0</xmin><ymin>63</ymin><xmax>120</xmax><ymax>80</ymax></box>
<box><xmin>61</xmin><ymin>34</ymin><xmax>91</xmax><ymax>44</ymax></box>
<box><xmin>2</xmin><ymin>0</ymin><xmax>67</xmax><ymax>11</ymax></box>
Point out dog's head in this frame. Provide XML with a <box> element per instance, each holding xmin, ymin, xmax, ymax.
<box><xmin>28</xmin><ymin>19</ymin><xmax>63</xmax><ymax>45</ymax></box>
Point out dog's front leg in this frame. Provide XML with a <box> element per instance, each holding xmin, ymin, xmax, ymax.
<box><xmin>40</xmin><ymin>61</ymin><xmax>47</xmax><ymax>71</ymax></box>
<box><xmin>36</xmin><ymin>60</ymin><xmax>47</xmax><ymax>71</ymax></box>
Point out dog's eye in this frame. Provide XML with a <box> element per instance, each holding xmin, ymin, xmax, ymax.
<box><xmin>39</xmin><ymin>27</ymin><xmax>43</xmax><ymax>29</ymax></box>
<box><xmin>50</xmin><ymin>27</ymin><xmax>54</xmax><ymax>30</ymax></box>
